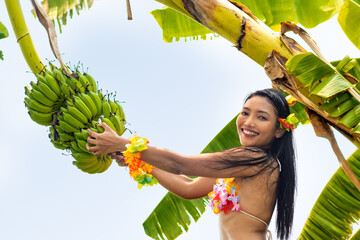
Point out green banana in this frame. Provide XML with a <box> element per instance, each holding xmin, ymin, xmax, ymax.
<box><xmin>52</xmin><ymin>67</ymin><xmax>66</xmax><ymax>83</ymax></box>
<box><xmin>88</xmin><ymin>91</ymin><xmax>102</xmax><ymax>116</ymax></box>
<box><xmin>58</xmin><ymin>132</ymin><xmax>75</xmax><ymax>142</ymax></box>
<box><xmin>84</xmin><ymin>73</ymin><xmax>97</xmax><ymax>92</ymax></box>
<box><xmin>60</xmin><ymin>82</ymin><xmax>72</xmax><ymax>100</ymax></box>
<box><xmin>109</xmin><ymin>114</ymin><xmax>123</xmax><ymax>135</ymax></box>
<box><xmin>58</xmin><ymin>120</ymin><xmax>78</xmax><ymax>133</ymax></box>
<box><xmin>77</xmin><ymin>72</ymin><xmax>90</xmax><ymax>90</ymax></box>
<box><xmin>77</xmin><ymin>139</ymin><xmax>90</xmax><ymax>153</ymax></box>
<box><xmin>73</xmin><ymin>158</ymin><xmax>100</xmax><ymax>173</ymax></box>
<box><xmin>102</xmin><ymin>101</ymin><xmax>111</xmax><ymax>118</ymax></box>
<box><xmin>24</xmin><ymin>97</ymin><xmax>53</xmax><ymax>113</ymax></box>
<box><xmin>72</xmin><ymin>152</ymin><xmax>97</xmax><ymax>163</ymax></box>
<box><xmin>35</xmin><ymin>74</ymin><xmax>47</xmax><ymax>85</ymax></box>
<box><xmin>51</xmin><ymin>140</ymin><xmax>67</xmax><ymax>150</ymax></box>
<box><xmin>115</xmin><ymin>101</ymin><xmax>125</xmax><ymax>120</ymax></box>
<box><xmin>74</xmin><ymin>130</ymin><xmax>87</xmax><ymax>141</ymax></box>
<box><xmin>71</xmin><ymin>141</ymin><xmax>86</xmax><ymax>153</ymax></box>
<box><xmin>99</xmin><ymin>154</ymin><xmax>113</xmax><ymax>173</ymax></box>
<box><xmin>30</xmin><ymin>81</ymin><xmax>41</xmax><ymax>92</ymax></box>
<box><xmin>63</xmin><ymin>112</ymin><xmax>86</xmax><ymax>129</ymax></box>
<box><xmin>80</xmin><ymin>129</ymin><xmax>90</xmax><ymax>140</ymax></box>
<box><xmin>80</xmin><ymin>93</ymin><xmax>98</xmax><ymax>118</ymax></box>
<box><xmin>37</xmin><ymin>80</ymin><xmax>59</xmax><ymax>102</ymax></box>
<box><xmin>45</xmin><ymin>72</ymin><xmax>62</xmax><ymax>97</ymax></box>
<box><xmin>73</xmin><ymin>96</ymin><xmax>93</xmax><ymax>120</ymax></box>
<box><xmin>30</xmin><ymin>89</ymin><xmax>55</xmax><ymax>107</ymax></box>
<box><xmin>109</xmin><ymin>100</ymin><xmax>118</xmax><ymax>113</ymax></box>
<box><xmin>67</xmin><ymin>106</ymin><xmax>89</xmax><ymax>124</ymax></box>
<box><xmin>101</xmin><ymin>117</ymin><xmax>117</xmax><ymax>132</ymax></box>
<box><xmin>28</xmin><ymin>110</ymin><xmax>53</xmax><ymax>126</ymax></box>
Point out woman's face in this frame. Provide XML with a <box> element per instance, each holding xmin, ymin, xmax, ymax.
<box><xmin>236</xmin><ymin>96</ymin><xmax>283</xmax><ymax>148</ymax></box>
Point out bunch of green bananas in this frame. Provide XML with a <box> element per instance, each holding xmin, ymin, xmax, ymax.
<box><xmin>25</xmin><ymin>65</ymin><xmax>126</xmax><ymax>174</ymax></box>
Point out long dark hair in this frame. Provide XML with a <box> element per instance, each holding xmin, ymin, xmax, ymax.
<box><xmin>216</xmin><ymin>88</ymin><xmax>297</xmax><ymax>240</ymax></box>
<box><xmin>248</xmin><ymin>88</ymin><xmax>296</xmax><ymax>240</ymax></box>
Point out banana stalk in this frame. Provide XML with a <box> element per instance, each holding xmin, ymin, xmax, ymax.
<box><xmin>155</xmin><ymin>0</ymin><xmax>293</xmax><ymax>66</ymax></box>
<box><xmin>5</xmin><ymin>0</ymin><xmax>44</xmax><ymax>74</ymax></box>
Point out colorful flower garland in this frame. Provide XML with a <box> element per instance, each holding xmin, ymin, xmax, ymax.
<box><xmin>123</xmin><ymin>135</ymin><xmax>158</xmax><ymax>189</ymax></box>
<box><xmin>208</xmin><ymin>178</ymin><xmax>241</xmax><ymax>214</ymax></box>
<box><xmin>279</xmin><ymin>113</ymin><xmax>299</xmax><ymax>132</ymax></box>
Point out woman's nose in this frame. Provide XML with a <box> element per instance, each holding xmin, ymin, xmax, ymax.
<box><xmin>243</xmin><ymin>116</ymin><xmax>255</xmax><ymax>127</ymax></box>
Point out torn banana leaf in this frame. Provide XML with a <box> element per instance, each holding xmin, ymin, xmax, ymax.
<box><xmin>286</xmin><ymin>52</ymin><xmax>352</xmax><ymax>99</ymax></box>
<box><xmin>338</xmin><ymin>0</ymin><xmax>360</xmax><ymax>51</ymax></box>
<box><xmin>151</xmin><ymin>8</ymin><xmax>214</xmax><ymax>43</ymax></box>
<box><xmin>286</xmin><ymin>52</ymin><xmax>335</xmax><ymax>89</ymax></box>
<box><xmin>299</xmin><ymin>149</ymin><xmax>360</xmax><ymax>239</ymax></box>
<box><xmin>311</xmin><ymin>73</ymin><xmax>352</xmax><ymax>98</ymax></box>
<box><xmin>143</xmin><ymin>116</ymin><xmax>240</xmax><ymax>240</ymax></box>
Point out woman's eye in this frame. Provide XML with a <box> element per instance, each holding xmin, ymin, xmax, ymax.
<box><xmin>241</xmin><ymin>111</ymin><xmax>248</xmax><ymax>116</ymax></box>
<box><xmin>259</xmin><ymin>116</ymin><xmax>267</xmax><ymax>120</ymax></box>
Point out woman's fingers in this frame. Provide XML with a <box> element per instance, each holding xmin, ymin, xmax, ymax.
<box><xmin>86</xmin><ymin>143</ymin><xmax>102</xmax><ymax>156</ymax></box>
<box><xmin>98</xmin><ymin>122</ymin><xmax>112</xmax><ymax>132</ymax></box>
<box><xmin>87</xmin><ymin>136</ymin><xmax>96</xmax><ymax>145</ymax></box>
<box><xmin>87</xmin><ymin>128</ymin><xmax>99</xmax><ymax>138</ymax></box>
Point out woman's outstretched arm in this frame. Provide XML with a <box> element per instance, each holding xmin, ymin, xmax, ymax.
<box><xmin>87</xmin><ymin>123</ymin><xmax>270</xmax><ymax>178</ymax></box>
<box><xmin>110</xmin><ymin>153</ymin><xmax>215</xmax><ymax>199</ymax></box>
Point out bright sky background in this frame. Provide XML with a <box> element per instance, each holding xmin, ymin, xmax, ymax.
<box><xmin>1</xmin><ymin>1</ymin><xmax>360</xmax><ymax>239</ymax></box>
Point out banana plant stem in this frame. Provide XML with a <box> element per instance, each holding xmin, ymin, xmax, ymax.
<box><xmin>5</xmin><ymin>0</ymin><xmax>44</xmax><ymax>74</ymax></box>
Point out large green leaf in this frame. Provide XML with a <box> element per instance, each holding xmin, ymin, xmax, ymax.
<box><xmin>151</xmin><ymin>8</ymin><xmax>214</xmax><ymax>43</ymax></box>
<box><xmin>143</xmin><ymin>115</ymin><xmax>240</xmax><ymax>239</ymax></box>
<box><xmin>338</xmin><ymin>0</ymin><xmax>360</xmax><ymax>51</ymax></box>
<box><xmin>299</xmin><ymin>149</ymin><xmax>360</xmax><ymax>239</ymax></box>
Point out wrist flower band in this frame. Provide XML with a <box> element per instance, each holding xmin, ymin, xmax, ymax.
<box><xmin>279</xmin><ymin>113</ymin><xmax>299</xmax><ymax>132</ymax></box>
<box><xmin>123</xmin><ymin>135</ymin><xmax>158</xmax><ymax>189</ymax></box>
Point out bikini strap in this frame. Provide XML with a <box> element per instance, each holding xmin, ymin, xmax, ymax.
<box><xmin>240</xmin><ymin>210</ymin><xmax>273</xmax><ymax>240</ymax></box>
<box><xmin>276</xmin><ymin>158</ymin><xmax>282</xmax><ymax>172</ymax></box>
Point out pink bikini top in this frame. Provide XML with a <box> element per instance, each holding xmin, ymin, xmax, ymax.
<box><xmin>208</xmin><ymin>178</ymin><xmax>241</xmax><ymax>214</ymax></box>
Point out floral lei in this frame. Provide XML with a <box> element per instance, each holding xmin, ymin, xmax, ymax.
<box><xmin>208</xmin><ymin>178</ymin><xmax>241</xmax><ymax>214</ymax></box>
<box><xmin>123</xmin><ymin>135</ymin><xmax>158</xmax><ymax>189</ymax></box>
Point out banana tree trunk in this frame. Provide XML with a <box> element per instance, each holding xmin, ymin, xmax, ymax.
<box><xmin>5</xmin><ymin>0</ymin><xmax>43</xmax><ymax>74</ymax></box>
<box><xmin>156</xmin><ymin>0</ymin><xmax>293</xmax><ymax>66</ymax></box>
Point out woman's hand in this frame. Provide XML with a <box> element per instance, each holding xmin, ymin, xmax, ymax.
<box><xmin>108</xmin><ymin>152</ymin><xmax>127</xmax><ymax>167</ymax></box>
<box><xmin>86</xmin><ymin>122</ymin><xmax>129</xmax><ymax>156</ymax></box>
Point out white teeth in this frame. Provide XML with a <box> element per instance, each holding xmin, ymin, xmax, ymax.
<box><xmin>243</xmin><ymin>129</ymin><xmax>259</xmax><ymax>136</ymax></box>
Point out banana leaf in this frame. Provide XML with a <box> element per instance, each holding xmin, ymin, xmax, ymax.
<box><xmin>338</xmin><ymin>0</ymin><xmax>360</xmax><ymax>51</ymax></box>
<box><xmin>286</xmin><ymin>52</ymin><xmax>352</xmax><ymax>99</ymax></box>
<box><xmin>151</xmin><ymin>8</ymin><xmax>214</xmax><ymax>43</ymax></box>
<box><xmin>299</xmin><ymin>149</ymin><xmax>360</xmax><ymax>239</ymax></box>
<box><xmin>143</xmin><ymin>115</ymin><xmax>240</xmax><ymax>240</ymax></box>
<box><xmin>153</xmin><ymin>0</ymin><xmax>345</xmax><ymax>42</ymax></box>
<box><xmin>32</xmin><ymin>0</ymin><xmax>94</xmax><ymax>32</ymax></box>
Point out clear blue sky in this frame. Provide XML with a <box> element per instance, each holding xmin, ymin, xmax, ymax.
<box><xmin>0</xmin><ymin>1</ymin><xmax>359</xmax><ymax>239</ymax></box>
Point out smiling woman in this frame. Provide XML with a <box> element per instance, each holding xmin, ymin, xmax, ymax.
<box><xmin>86</xmin><ymin>88</ymin><xmax>297</xmax><ymax>240</ymax></box>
